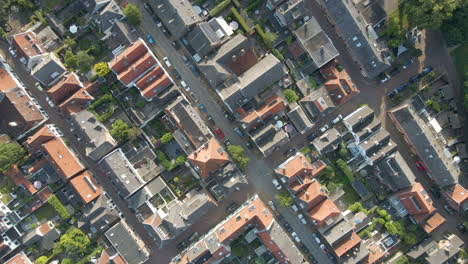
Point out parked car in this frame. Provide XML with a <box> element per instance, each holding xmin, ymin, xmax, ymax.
<box><xmin>35</xmin><ymin>82</ymin><xmax>44</xmax><ymax>92</ymax></box>
<box><xmin>307</xmin><ymin>132</ymin><xmax>317</xmax><ymax>141</ymax></box>
<box><xmin>163</xmin><ymin>57</ymin><xmax>172</xmax><ymax>67</ymax></box>
<box><xmin>422</xmin><ymin>66</ymin><xmax>433</xmax><ymax>75</ymax></box>
<box><xmin>409</xmin><ymin>74</ymin><xmax>422</xmax><ymax>84</ymax></box>
<box><xmin>180</xmin><ymin>80</ymin><xmax>190</xmax><ymax>91</ymax></box>
<box><xmin>312</xmin><ymin>233</ymin><xmax>321</xmax><ymax>244</ymax></box>
<box><xmin>172</xmin><ymin>41</ymin><xmax>180</xmax><ymax>49</ymax></box>
<box><xmin>415</xmin><ymin>161</ymin><xmax>425</xmax><ymax>171</ymax></box>
<box><xmin>299</xmin><ymin>243</ymin><xmax>310</xmax><ymax>254</ymax></box>
<box><xmin>291</xmin><ymin>232</ymin><xmax>301</xmax><ymax>242</ymax></box>
<box><xmin>234</xmin><ymin>127</ymin><xmax>244</xmax><ymax>137</ymax></box>
<box><xmin>224</xmin><ymin>139</ymin><xmax>231</xmax><ymax>147</ymax></box>
<box><xmin>268</xmin><ymin>201</ymin><xmax>277</xmax><ymax>211</ymax></box>
<box><xmin>226</xmin><ymin>202</ymin><xmax>237</xmax><ymax>213</ymax></box>
<box><xmin>457</xmin><ymin>223</ymin><xmax>466</xmax><ymax>233</ymax></box>
<box><xmin>320</xmin><ymin>244</ymin><xmax>328</xmax><ymax>253</ymax></box>
<box><xmin>298</xmin><ymin>214</ymin><xmax>307</xmax><ymax>224</ymax></box>
<box><xmin>389</xmin><ymin>67</ymin><xmax>401</xmax><ymax>76</ymax></box>
<box><xmin>284</xmin><ymin>148</ymin><xmax>296</xmax><ymax>156</ymax></box>
<box><xmin>171</xmin><ymin>68</ymin><xmax>181</xmax><ymax>80</ymax></box>
<box><xmin>308</xmin><ymin>255</ymin><xmax>318</xmax><ymax>264</ymax></box>
<box><xmin>146</xmin><ymin>34</ymin><xmax>155</xmax><ymax>45</ymax></box>
<box><xmin>283</xmin><ymin>222</ymin><xmax>293</xmax><ymax>232</ymax></box>
<box><xmin>182</xmin><ymin>55</ymin><xmax>189</xmax><ymax>63</ymax></box>
<box><xmin>8</xmin><ymin>47</ymin><xmax>16</xmax><ymax>57</ymax></box>
<box><xmin>332</xmin><ymin>115</ymin><xmax>343</xmax><ymax>124</ymax></box>
<box><xmin>395</xmin><ymin>82</ymin><xmax>409</xmax><ymax>92</ymax></box>
<box><xmin>224</xmin><ymin>111</ymin><xmax>235</xmax><ymax>122</ymax></box>
<box><xmin>388</xmin><ymin>89</ymin><xmax>398</xmax><ymax>99</ymax></box>
<box><xmin>379</xmin><ymin>72</ymin><xmax>390</xmax><ymax>83</ymax></box>
<box><xmin>215</xmin><ymin>128</ymin><xmax>224</xmax><ymax>139</ymax></box>
<box><xmin>319</xmin><ymin>124</ymin><xmax>329</xmax><ymax>133</ymax></box>
<box><xmin>198</xmin><ymin>103</ymin><xmax>207</xmax><ymax>112</ymax></box>
<box><xmin>176</xmin><ymin>241</ymin><xmax>186</xmax><ymax>250</ymax></box>
<box><xmin>245</xmin><ymin>141</ymin><xmax>253</xmax><ymax>149</ymax></box>
<box><xmin>272</xmin><ymin>179</ymin><xmax>282</xmax><ymax>190</ymax></box>
<box><xmin>429</xmin><ymin>186</ymin><xmax>441</xmax><ymax>199</ymax></box>
<box><xmin>291</xmin><ymin>204</ymin><xmax>299</xmax><ymax>212</ymax></box>
<box><xmin>46</xmin><ymin>97</ymin><xmax>55</xmax><ymax>107</ymax></box>
<box><xmin>402</xmin><ymin>58</ymin><xmax>414</xmax><ymax>69</ymax></box>
<box><xmin>444</xmin><ymin>205</ymin><xmax>455</xmax><ymax>215</ymax></box>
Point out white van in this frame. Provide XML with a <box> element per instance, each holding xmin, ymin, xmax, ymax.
<box><xmin>163</xmin><ymin>57</ymin><xmax>171</xmax><ymax>68</ymax></box>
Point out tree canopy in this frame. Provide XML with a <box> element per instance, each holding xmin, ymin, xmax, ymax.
<box><xmin>0</xmin><ymin>142</ymin><xmax>26</xmax><ymax>173</ymax></box>
<box><xmin>94</xmin><ymin>62</ymin><xmax>110</xmax><ymax>77</ymax></box>
<box><xmin>53</xmin><ymin>228</ymin><xmax>91</xmax><ymax>259</ymax></box>
<box><xmin>110</xmin><ymin>119</ymin><xmax>129</xmax><ymax>143</ymax></box>
<box><xmin>227</xmin><ymin>145</ymin><xmax>250</xmax><ymax>169</ymax></box>
<box><xmin>76</xmin><ymin>51</ymin><xmax>94</xmax><ymax>73</ymax></box>
<box><xmin>276</xmin><ymin>191</ymin><xmax>294</xmax><ymax>207</ymax></box>
<box><xmin>124</xmin><ymin>4</ymin><xmax>142</xmax><ymax>26</ymax></box>
<box><xmin>404</xmin><ymin>0</ymin><xmax>463</xmax><ymax>28</ymax></box>
<box><xmin>283</xmin><ymin>89</ymin><xmax>299</xmax><ymax>103</ymax></box>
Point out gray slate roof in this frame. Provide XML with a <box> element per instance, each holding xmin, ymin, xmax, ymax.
<box><xmin>128</xmin><ymin>177</ymin><xmax>167</xmax><ymax>209</ymax></box>
<box><xmin>294</xmin><ymin>17</ymin><xmax>339</xmax><ymax>68</ymax></box>
<box><xmin>299</xmin><ymin>86</ymin><xmax>336</xmax><ymax>122</ymax></box>
<box><xmin>287</xmin><ymin>105</ymin><xmax>313</xmax><ymax>134</ymax></box>
<box><xmin>152</xmin><ymin>0</ymin><xmax>201</xmax><ymax>39</ymax></box>
<box><xmin>374</xmin><ymin>151</ymin><xmax>415</xmax><ymax>192</ymax></box>
<box><xmin>31</xmin><ymin>53</ymin><xmax>66</xmax><ymax>86</ymax></box>
<box><xmin>105</xmin><ymin>220</ymin><xmax>149</xmax><ymax>264</ymax></box>
<box><xmin>269</xmin><ymin>221</ymin><xmax>306</xmax><ymax>263</ymax></box>
<box><xmin>78</xmin><ymin>194</ymin><xmax>120</xmax><ymax>233</ymax></box>
<box><xmin>187</xmin><ymin>17</ymin><xmax>232</xmax><ymax>59</ymax></box>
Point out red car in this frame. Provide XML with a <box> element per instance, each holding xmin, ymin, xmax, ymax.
<box><xmin>415</xmin><ymin>161</ymin><xmax>425</xmax><ymax>171</ymax></box>
<box><xmin>215</xmin><ymin>128</ymin><xmax>225</xmax><ymax>139</ymax></box>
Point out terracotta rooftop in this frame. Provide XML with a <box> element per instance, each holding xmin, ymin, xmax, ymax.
<box><xmin>0</xmin><ymin>67</ymin><xmax>18</xmax><ymax>92</ymax></box>
<box><xmin>46</xmin><ymin>73</ymin><xmax>82</xmax><ymax>104</ymax></box>
<box><xmin>37</xmin><ymin>186</ymin><xmax>53</xmax><ymax>202</ymax></box>
<box><xmin>5</xmin><ymin>165</ymin><xmax>37</xmax><ymax>194</ymax></box>
<box><xmin>188</xmin><ymin>138</ymin><xmax>229</xmax><ymax>179</ymax></box>
<box><xmin>109</xmin><ymin>39</ymin><xmax>147</xmax><ymax>73</ymax></box>
<box><xmin>227</xmin><ymin>48</ymin><xmax>259</xmax><ymax>76</ymax></box>
<box><xmin>333</xmin><ymin>232</ymin><xmax>361</xmax><ymax>257</ymax></box>
<box><xmin>5</xmin><ymin>251</ymin><xmax>32</xmax><ymax>264</ymax></box>
<box><xmin>58</xmin><ymin>86</ymin><xmax>94</xmax><ymax>115</ymax></box>
<box><xmin>275</xmin><ymin>154</ymin><xmax>326</xmax><ymax>184</ymax></box>
<box><xmin>12</xmin><ymin>32</ymin><xmax>45</xmax><ymax>60</ymax></box>
<box><xmin>118</xmin><ymin>52</ymin><xmax>156</xmax><ymax>86</ymax></box>
<box><xmin>321</xmin><ymin>60</ymin><xmax>359</xmax><ymax>105</ymax></box>
<box><xmin>240</xmin><ymin>95</ymin><xmax>285</xmax><ymax>127</ymax></box>
<box><xmin>447</xmin><ymin>184</ymin><xmax>468</xmax><ymax>205</ymax></box>
<box><xmin>296</xmin><ymin>180</ymin><xmax>327</xmax><ymax>210</ymax></box>
<box><xmin>366</xmin><ymin>244</ymin><xmax>386</xmax><ymax>264</ymax></box>
<box><xmin>398</xmin><ymin>183</ymin><xmax>435</xmax><ymax>222</ymax></box>
<box><xmin>37</xmin><ymin>221</ymin><xmax>52</xmax><ymax>236</ymax></box>
<box><xmin>42</xmin><ymin>137</ymin><xmax>84</xmax><ymax>180</ymax></box>
<box><xmin>25</xmin><ymin>125</ymin><xmax>56</xmax><ymax>152</ymax></box>
<box><xmin>307</xmin><ymin>198</ymin><xmax>340</xmax><ymax>227</ymax></box>
<box><xmin>140</xmin><ymin>74</ymin><xmax>171</xmax><ymax>100</ymax></box>
<box><xmin>69</xmin><ymin>171</ymin><xmax>102</xmax><ymax>203</ymax></box>
<box><xmin>423</xmin><ymin>212</ymin><xmax>446</xmax><ymax>233</ymax></box>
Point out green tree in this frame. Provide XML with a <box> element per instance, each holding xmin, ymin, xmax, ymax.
<box><xmin>76</xmin><ymin>51</ymin><xmax>94</xmax><ymax>73</ymax></box>
<box><xmin>160</xmin><ymin>133</ymin><xmax>174</xmax><ymax>144</ymax></box>
<box><xmin>322</xmin><ymin>166</ymin><xmax>335</xmax><ymax>179</ymax></box>
<box><xmin>128</xmin><ymin>127</ymin><xmax>141</xmax><ymax>141</ymax></box>
<box><xmin>124</xmin><ymin>4</ymin><xmax>142</xmax><ymax>26</ymax></box>
<box><xmin>349</xmin><ymin>202</ymin><xmax>364</xmax><ymax>213</ymax></box>
<box><xmin>377</xmin><ymin>209</ymin><xmax>388</xmax><ymax>218</ymax></box>
<box><xmin>94</xmin><ymin>62</ymin><xmax>110</xmax><ymax>77</ymax></box>
<box><xmin>384</xmin><ymin>221</ymin><xmax>398</xmax><ymax>235</ymax></box>
<box><xmin>63</xmin><ymin>38</ymin><xmax>76</xmax><ymax>48</ymax></box>
<box><xmin>276</xmin><ymin>191</ymin><xmax>293</xmax><ymax>207</ymax></box>
<box><xmin>441</xmin><ymin>4</ymin><xmax>468</xmax><ymax>46</ymax></box>
<box><xmin>53</xmin><ymin>228</ymin><xmax>91</xmax><ymax>258</ymax></box>
<box><xmin>64</xmin><ymin>50</ymin><xmax>77</xmax><ymax>68</ymax></box>
<box><xmin>35</xmin><ymin>256</ymin><xmax>49</xmax><ymax>264</ymax></box>
<box><xmin>402</xmin><ymin>233</ymin><xmax>417</xmax><ymax>246</ymax></box>
<box><xmin>17</xmin><ymin>0</ymin><xmax>34</xmax><ymax>9</ymax></box>
<box><xmin>404</xmin><ymin>0</ymin><xmax>462</xmax><ymax>28</ymax></box>
<box><xmin>338</xmin><ymin>141</ymin><xmax>350</xmax><ymax>160</ymax></box>
<box><xmin>175</xmin><ymin>155</ymin><xmax>186</xmax><ymax>165</ymax></box>
<box><xmin>227</xmin><ymin>145</ymin><xmax>250</xmax><ymax>169</ymax></box>
<box><xmin>255</xmin><ymin>257</ymin><xmax>267</xmax><ymax>264</ymax></box>
<box><xmin>283</xmin><ymin>89</ymin><xmax>299</xmax><ymax>103</ymax></box>
<box><xmin>376</xmin><ymin>218</ymin><xmax>386</xmax><ymax>225</ymax></box>
<box><xmin>383</xmin><ymin>16</ymin><xmax>403</xmax><ymax>48</ymax></box>
<box><xmin>61</xmin><ymin>259</ymin><xmax>73</xmax><ymax>264</ymax></box>
<box><xmin>396</xmin><ymin>255</ymin><xmax>409</xmax><ymax>264</ymax></box>
<box><xmin>0</xmin><ymin>142</ymin><xmax>26</xmax><ymax>173</ymax></box>
<box><xmin>264</xmin><ymin>32</ymin><xmax>278</xmax><ymax>48</ymax></box>
<box><xmin>110</xmin><ymin>119</ymin><xmax>129</xmax><ymax>142</ymax></box>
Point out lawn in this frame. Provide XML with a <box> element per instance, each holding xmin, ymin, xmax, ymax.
<box><xmin>34</xmin><ymin>204</ymin><xmax>56</xmax><ymax>221</ymax></box>
<box><xmin>451</xmin><ymin>43</ymin><xmax>468</xmax><ymax>82</ymax></box>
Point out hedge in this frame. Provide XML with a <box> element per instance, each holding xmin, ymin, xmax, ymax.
<box><xmin>48</xmin><ymin>195</ymin><xmax>71</xmax><ymax>220</ymax></box>
<box><xmin>336</xmin><ymin>159</ymin><xmax>355</xmax><ymax>182</ymax></box>
<box><xmin>245</xmin><ymin>0</ymin><xmax>262</xmax><ymax>12</ymax></box>
<box><xmin>87</xmin><ymin>94</ymin><xmax>115</xmax><ymax>122</ymax></box>
<box><xmin>209</xmin><ymin>0</ymin><xmax>231</xmax><ymax>17</ymax></box>
<box><xmin>272</xmin><ymin>49</ymin><xmax>284</xmax><ymax>61</ymax></box>
<box><xmin>232</xmin><ymin>0</ymin><xmax>240</xmax><ymax>8</ymax></box>
<box><xmin>231</xmin><ymin>7</ymin><xmax>252</xmax><ymax>34</ymax></box>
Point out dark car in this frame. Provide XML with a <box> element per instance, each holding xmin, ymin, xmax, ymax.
<box><xmin>307</xmin><ymin>132</ymin><xmax>317</xmax><ymax>141</ymax></box>
<box><xmin>308</xmin><ymin>255</ymin><xmax>318</xmax><ymax>264</ymax></box>
<box><xmin>172</xmin><ymin>41</ymin><xmax>180</xmax><ymax>50</ymax></box>
<box><xmin>457</xmin><ymin>223</ymin><xmax>467</xmax><ymax>233</ymax></box>
<box><xmin>284</xmin><ymin>148</ymin><xmax>296</xmax><ymax>156</ymax></box>
<box><xmin>283</xmin><ymin>222</ymin><xmax>293</xmax><ymax>232</ymax></box>
<box><xmin>226</xmin><ymin>202</ymin><xmax>237</xmax><ymax>213</ymax></box>
<box><xmin>176</xmin><ymin>241</ymin><xmax>187</xmax><ymax>250</ymax></box>
<box><xmin>143</xmin><ymin>2</ymin><xmax>154</xmax><ymax>14</ymax></box>
<box><xmin>409</xmin><ymin>74</ymin><xmax>422</xmax><ymax>84</ymax></box>
<box><xmin>245</xmin><ymin>141</ymin><xmax>253</xmax><ymax>149</ymax></box>
<box><xmin>388</xmin><ymin>90</ymin><xmax>398</xmax><ymax>99</ymax></box>
<box><xmin>429</xmin><ymin>186</ymin><xmax>441</xmax><ymax>199</ymax></box>
<box><xmin>422</xmin><ymin>66</ymin><xmax>433</xmax><ymax>75</ymax></box>
<box><xmin>402</xmin><ymin>58</ymin><xmax>414</xmax><ymax>69</ymax></box>
<box><xmin>224</xmin><ymin>111</ymin><xmax>235</xmax><ymax>122</ymax></box>
<box><xmin>299</xmin><ymin>244</ymin><xmax>310</xmax><ymax>254</ymax></box>
<box><xmin>224</xmin><ymin>139</ymin><xmax>232</xmax><ymax>147</ymax></box>
<box><xmin>396</xmin><ymin>82</ymin><xmax>409</xmax><ymax>92</ymax></box>
<box><xmin>389</xmin><ymin>67</ymin><xmax>401</xmax><ymax>76</ymax></box>
<box><xmin>171</xmin><ymin>68</ymin><xmax>181</xmax><ymax>80</ymax></box>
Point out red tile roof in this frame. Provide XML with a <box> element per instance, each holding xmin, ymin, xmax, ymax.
<box><xmin>275</xmin><ymin>154</ymin><xmax>326</xmax><ymax>184</ymax></box>
<box><xmin>333</xmin><ymin>232</ymin><xmax>361</xmax><ymax>257</ymax></box>
<box><xmin>5</xmin><ymin>251</ymin><xmax>32</xmax><ymax>264</ymax></box>
<box><xmin>188</xmin><ymin>138</ymin><xmax>229</xmax><ymax>179</ymax></box>
<box><xmin>42</xmin><ymin>137</ymin><xmax>84</xmax><ymax>180</ymax></box>
<box><xmin>25</xmin><ymin>125</ymin><xmax>56</xmax><ymax>153</ymax></box>
<box><xmin>228</xmin><ymin>48</ymin><xmax>259</xmax><ymax>75</ymax></box>
<box><xmin>447</xmin><ymin>184</ymin><xmax>468</xmax><ymax>206</ymax></box>
<box><xmin>239</xmin><ymin>95</ymin><xmax>285</xmax><ymax>129</ymax></box>
<box><xmin>11</xmin><ymin>32</ymin><xmax>45</xmax><ymax>60</ymax></box>
<box><xmin>321</xmin><ymin>60</ymin><xmax>359</xmax><ymax>105</ymax></box>
<box><xmin>69</xmin><ymin>171</ymin><xmax>102</xmax><ymax>203</ymax></box>
<box><xmin>423</xmin><ymin>212</ymin><xmax>445</xmax><ymax>233</ymax></box>
<box><xmin>140</xmin><ymin>74</ymin><xmax>171</xmax><ymax>100</ymax></box>
<box><xmin>0</xmin><ymin>68</ymin><xmax>18</xmax><ymax>92</ymax></box>
<box><xmin>58</xmin><ymin>86</ymin><xmax>94</xmax><ymax>115</ymax></box>
<box><xmin>109</xmin><ymin>40</ymin><xmax>147</xmax><ymax>73</ymax></box>
<box><xmin>365</xmin><ymin>244</ymin><xmax>386</xmax><ymax>264</ymax></box>
<box><xmin>307</xmin><ymin>198</ymin><xmax>340</xmax><ymax>227</ymax></box>
<box><xmin>46</xmin><ymin>73</ymin><xmax>82</xmax><ymax>104</ymax></box>
<box><xmin>118</xmin><ymin>53</ymin><xmax>156</xmax><ymax>86</ymax></box>
<box><xmin>5</xmin><ymin>165</ymin><xmax>37</xmax><ymax>194</ymax></box>
<box><xmin>296</xmin><ymin>180</ymin><xmax>327</xmax><ymax>210</ymax></box>
<box><xmin>398</xmin><ymin>183</ymin><xmax>435</xmax><ymax>223</ymax></box>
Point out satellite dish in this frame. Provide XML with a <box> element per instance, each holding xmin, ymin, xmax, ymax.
<box><xmin>34</xmin><ymin>181</ymin><xmax>42</xmax><ymax>189</ymax></box>
<box><xmin>229</xmin><ymin>21</ymin><xmax>239</xmax><ymax>31</ymax></box>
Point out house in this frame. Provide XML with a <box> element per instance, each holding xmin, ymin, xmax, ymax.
<box><xmin>11</xmin><ymin>32</ymin><xmax>46</xmax><ymax>70</ymax></box>
<box><xmin>321</xmin><ymin>60</ymin><xmax>359</xmax><ymax>105</ymax></box>
<box><xmin>0</xmin><ymin>58</ymin><xmax>48</xmax><ymax>140</ymax></box>
<box><xmin>217</xmin><ymin>54</ymin><xmax>287</xmax><ymax>112</ymax></box>
<box><xmin>333</xmin><ymin>232</ymin><xmax>364</xmax><ymax>261</ymax></box>
<box><xmin>295</xmin><ymin>180</ymin><xmax>328</xmax><ymax>210</ymax></box>
<box><xmin>407</xmin><ymin>234</ymin><xmax>464</xmax><ymax>264</ymax></box>
<box><xmin>311</xmin><ymin>128</ymin><xmax>341</xmax><ymax>155</ymax></box>
<box><xmin>128</xmin><ymin>177</ymin><xmax>169</xmax><ymax>209</ymax></box>
<box><xmin>308</xmin><ymin>198</ymin><xmax>341</xmax><ymax>227</ymax></box>
<box><xmin>343</xmin><ymin>105</ymin><xmax>375</xmax><ymax>134</ymax></box>
<box><xmin>356</xmin><ymin>0</ymin><xmax>399</xmax><ymax>35</ymax></box>
<box><xmin>187</xmin><ymin>17</ymin><xmax>234</xmax><ymax>59</ymax></box>
<box><xmin>5</xmin><ymin>251</ymin><xmax>32</xmax><ymax>264</ymax></box>
<box><xmin>99</xmin><ymin>149</ymin><xmax>146</xmax><ymax>198</ymax></box>
<box><xmin>274</xmin><ymin>152</ymin><xmax>326</xmax><ymax>188</ymax></box>
<box><xmin>94</xmin><ymin>0</ymin><xmax>124</xmax><ymax>36</ymax></box>
<box><xmin>238</xmin><ymin>95</ymin><xmax>286</xmax><ymax>130</ymax></box>
<box><xmin>21</xmin><ymin>221</ymin><xmax>60</xmax><ymax>250</ymax></box>
<box><xmin>322</xmin><ymin>0</ymin><xmax>391</xmax><ymax>78</ymax></box>
<box><xmin>102</xmin><ymin>21</ymin><xmax>139</xmax><ymax>56</ymax></box>
<box><xmin>109</xmin><ymin>39</ymin><xmax>173</xmax><ymax>100</ymax></box>
<box><xmin>250</xmin><ymin>122</ymin><xmax>289</xmax><ymax>156</ymax></box>
<box><xmin>58</xmin><ymin>81</ymin><xmax>97</xmax><ymax>115</ymax></box>
<box><xmin>422</xmin><ymin>212</ymin><xmax>445</xmax><ymax>234</ymax></box>
<box><xmin>69</xmin><ymin>171</ymin><xmax>103</xmax><ymax>204</ymax></box>
<box><xmin>25</xmin><ymin>125</ymin><xmax>85</xmax><ymax>180</ymax></box>
<box><xmin>322</xmin><ymin>219</ymin><xmax>353</xmax><ymax>246</ymax></box>
<box><xmin>188</xmin><ymin>138</ymin><xmax>230</xmax><ymax>180</ymax></box>
<box><xmin>104</xmin><ymin>220</ymin><xmax>150</xmax><ymax>264</ymax></box>
<box><xmin>151</xmin><ymin>0</ymin><xmax>201</xmax><ymax>39</ymax></box>
<box><xmin>274</xmin><ymin>0</ymin><xmax>305</xmax><ymax>28</ymax></box>
<box><xmin>373</xmin><ymin>151</ymin><xmax>415</xmax><ymax>192</ymax></box>
<box><xmin>78</xmin><ymin>194</ymin><xmax>120</xmax><ymax>234</ymax></box>
<box><xmin>287</xmin><ymin>105</ymin><xmax>313</xmax><ymax>134</ymax></box>
<box><xmin>165</xmin><ymin>96</ymin><xmax>211</xmax><ymax>154</ymax></box>
<box><xmin>199</xmin><ymin>34</ymin><xmax>257</xmax><ymax>88</ymax></box>
<box><xmin>444</xmin><ymin>184</ymin><xmax>468</xmax><ymax>215</ymax></box>
<box><xmin>398</xmin><ymin>183</ymin><xmax>435</xmax><ymax>224</ymax></box>
<box><xmin>71</xmin><ymin>110</ymin><xmax>116</xmax><ymax>160</ymax></box>
<box><xmin>97</xmin><ymin>247</ymin><xmax>126</xmax><ymax>264</ymax></box>
<box><xmin>34</xmin><ymin>26</ymin><xmax>60</xmax><ymax>52</ymax></box>
<box><xmin>30</xmin><ymin>52</ymin><xmax>66</xmax><ymax>87</ymax></box>
<box><xmin>299</xmin><ymin>86</ymin><xmax>336</xmax><ymax>122</ymax></box>
<box><xmin>389</xmin><ymin>101</ymin><xmax>459</xmax><ymax>187</ymax></box>
<box><xmin>46</xmin><ymin>73</ymin><xmax>83</xmax><ymax>105</ymax></box>
<box><xmin>294</xmin><ymin>16</ymin><xmax>339</xmax><ymax>69</ymax></box>
<box><xmin>171</xmin><ymin>195</ymin><xmax>307</xmax><ymax>264</ymax></box>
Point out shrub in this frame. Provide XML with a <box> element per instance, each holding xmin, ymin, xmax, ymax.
<box><xmin>227</xmin><ymin>145</ymin><xmax>250</xmax><ymax>169</ymax></box>
<box><xmin>209</xmin><ymin>0</ymin><xmax>231</xmax><ymax>16</ymax></box>
<box><xmin>255</xmin><ymin>24</ymin><xmax>277</xmax><ymax>49</ymax></box>
<box><xmin>124</xmin><ymin>4</ymin><xmax>142</xmax><ymax>26</ymax></box>
<box><xmin>276</xmin><ymin>191</ymin><xmax>293</xmax><ymax>207</ymax></box>
<box><xmin>245</xmin><ymin>0</ymin><xmax>262</xmax><ymax>12</ymax></box>
<box><xmin>64</xmin><ymin>50</ymin><xmax>77</xmax><ymax>68</ymax></box>
<box><xmin>232</xmin><ymin>0</ymin><xmax>240</xmax><ymax>8</ymax></box>
<box><xmin>175</xmin><ymin>155</ymin><xmax>186</xmax><ymax>165</ymax></box>
<box><xmin>376</xmin><ymin>218</ymin><xmax>386</xmax><ymax>225</ymax></box>
<box><xmin>231</xmin><ymin>7</ymin><xmax>252</xmax><ymax>34</ymax></box>
<box><xmin>110</xmin><ymin>120</ymin><xmax>129</xmax><ymax>143</ymax></box>
<box><xmin>48</xmin><ymin>195</ymin><xmax>71</xmax><ymax>220</ymax></box>
<box><xmin>35</xmin><ymin>256</ymin><xmax>49</xmax><ymax>264</ymax></box>
<box><xmin>283</xmin><ymin>89</ymin><xmax>299</xmax><ymax>103</ymax></box>
<box><xmin>349</xmin><ymin>202</ymin><xmax>364</xmax><ymax>213</ymax></box>
<box><xmin>272</xmin><ymin>48</ymin><xmax>284</xmax><ymax>61</ymax></box>
<box><xmin>76</xmin><ymin>51</ymin><xmax>94</xmax><ymax>73</ymax></box>
<box><xmin>136</xmin><ymin>100</ymin><xmax>146</xmax><ymax>108</ymax></box>
<box><xmin>0</xmin><ymin>142</ymin><xmax>26</xmax><ymax>173</ymax></box>
<box><xmin>160</xmin><ymin>133</ymin><xmax>174</xmax><ymax>144</ymax></box>
<box><xmin>94</xmin><ymin>62</ymin><xmax>110</xmax><ymax>77</ymax></box>
<box><xmin>336</xmin><ymin>159</ymin><xmax>355</xmax><ymax>182</ymax></box>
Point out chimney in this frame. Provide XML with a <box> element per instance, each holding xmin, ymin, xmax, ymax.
<box><xmin>320</xmin><ymin>45</ymin><xmax>325</xmax><ymax>59</ymax></box>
